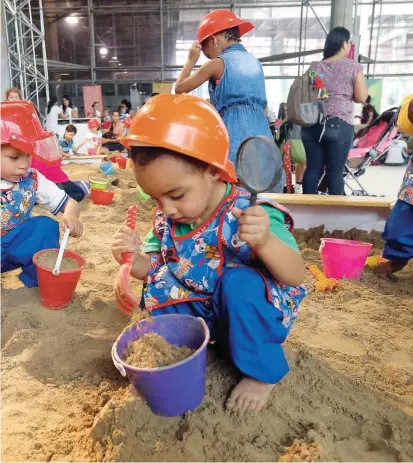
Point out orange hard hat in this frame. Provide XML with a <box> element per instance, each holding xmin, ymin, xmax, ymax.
<box><xmin>197</xmin><ymin>9</ymin><xmax>254</xmax><ymax>44</ymax></box>
<box><xmin>121</xmin><ymin>94</ymin><xmax>236</xmax><ymax>183</ymax></box>
<box><xmin>0</xmin><ymin>101</ymin><xmax>61</xmax><ymax>165</ymax></box>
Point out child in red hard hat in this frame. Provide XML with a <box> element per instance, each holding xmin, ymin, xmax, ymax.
<box><xmin>175</xmin><ymin>9</ymin><xmax>285</xmax><ymax>192</ymax></box>
<box><xmin>1</xmin><ymin>101</ymin><xmax>83</xmax><ymax>287</ymax></box>
<box><xmin>111</xmin><ymin>94</ymin><xmax>306</xmax><ymax>411</ymax></box>
<box><xmin>76</xmin><ymin>118</ymin><xmax>109</xmax><ymax>155</ymax></box>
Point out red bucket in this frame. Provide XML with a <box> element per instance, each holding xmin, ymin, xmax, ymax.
<box><xmin>33</xmin><ymin>249</ymin><xmax>86</xmax><ymax>309</ymax></box>
<box><xmin>117</xmin><ymin>157</ymin><xmax>127</xmax><ymax>169</ymax></box>
<box><xmin>91</xmin><ymin>188</ymin><xmax>115</xmax><ymax>205</ymax></box>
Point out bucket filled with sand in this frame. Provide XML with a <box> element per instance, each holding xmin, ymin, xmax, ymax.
<box><xmin>112</xmin><ymin>314</ymin><xmax>210</xmax><ymax>417</ymax></box>
<box><xmin>33</xmin><ymin>249</ymin><xmax>86</xmax><ymax>309</ymax></box>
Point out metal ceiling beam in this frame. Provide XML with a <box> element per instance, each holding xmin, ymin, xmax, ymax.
<box><xmin>32</xmin><ymin>58</ymin><xmax>90</xmax><ymax>70</ymax></box>
<box><xmin>259</xmin><ymin>48</ymin><xmax>323</xmax><ymax>63</ymax></box>
<box><xmin>3</xmin><ymin>0</ymin><xmax>49</xmax><ymax>109</ymax></box>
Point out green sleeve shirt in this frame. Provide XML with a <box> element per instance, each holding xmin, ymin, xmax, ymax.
<box><xmin>142</xmin><ymin>189</ymin><xmax>298</xmax><ymax>254</ymax></box>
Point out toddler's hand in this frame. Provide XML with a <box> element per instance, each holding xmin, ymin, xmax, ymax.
<box><xmin>188</xmin><ymin>42</ymin><xmax>201</xmax><ymax>63</ymax></box>
<box><xmin>112</xmin><ymin>226</ymin><xmax>141</xmax><ymax>264</ymax></box>
<box><xmin>232</xmin><ymin>206</ymin><xmax>270</xmax><ymax>250</ymax></box>
<box><xmin>61</xmin><ymin>215</ymin><xmax>83</xmax><ymax>238</ymax></box>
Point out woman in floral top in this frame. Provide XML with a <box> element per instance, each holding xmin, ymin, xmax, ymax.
<box><xmin>301</xmin><ymin>27</ymin><xmax>368</xmax><ymax>195</ymax></box>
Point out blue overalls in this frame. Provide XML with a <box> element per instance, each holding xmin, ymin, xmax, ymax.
<box><xmin>1</xmin><ymin>172</ymin><xmax>60</xmax><ymax>287</ymax></box>
<box><xmin>382</xmin><ymin>156</ymin><xmax>413</xmax><ymax>262</ymax></box>
<box><xmin>141</xmin><ymin>186</ymin><xmax>306</xmax><ymax>384</ymax></box>
<box><xmin>209</xmin><ymin>43</ymin><xmax>285</xmax><ymax>192</ymax></box>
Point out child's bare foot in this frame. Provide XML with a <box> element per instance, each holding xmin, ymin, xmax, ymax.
<box><xmin>226</xmin><ymin>376</ymin><xmax>274</xmax><ymax>412</ymax></box>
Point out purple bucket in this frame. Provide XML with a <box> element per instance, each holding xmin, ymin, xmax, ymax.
<box><xmin>111</xmin><ymin>314</ymin><xmax>210</xmax><ymax>417</ymax></box>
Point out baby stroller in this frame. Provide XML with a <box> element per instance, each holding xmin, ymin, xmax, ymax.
<box><xmin>318</xmin><ymin>107</ymin><xmax>400</xmax><ymax>196</ymax></box>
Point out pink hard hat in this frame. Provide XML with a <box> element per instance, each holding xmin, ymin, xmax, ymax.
<box><xmin>88</xmin><ymin>118</ymin><xmax>100</xmax><ymax>129</ymax></box>
<box><xmin>1</xmin><ymin>101</ymin><xmax>61</xmax><ymax>165</ymax></box>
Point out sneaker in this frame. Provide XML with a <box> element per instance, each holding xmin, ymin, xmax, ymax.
<box><xmin>295</xmin><ymin>184</ymin><xmax>303</xmax><ymax>194</ymax></box>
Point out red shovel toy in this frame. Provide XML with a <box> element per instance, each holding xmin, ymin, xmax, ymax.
<box><xmin>114</xmin><ymin>205</ymin><xmax>140</xmax><ymax>315</ymax></box>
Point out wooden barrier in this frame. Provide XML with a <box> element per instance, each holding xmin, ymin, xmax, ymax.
<box><xmin>263</xmin><ymin>194</ymin><xmax>394</xmax><ymax>233</ymax></box>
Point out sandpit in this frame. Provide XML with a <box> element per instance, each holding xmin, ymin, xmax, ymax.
<box><xmin>1</xmin><ymin>162</ymin><xmax>413</xmax><ymax>462</ymax></box>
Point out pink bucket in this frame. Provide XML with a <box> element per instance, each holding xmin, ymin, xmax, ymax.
<box><xmin>320</xmin><ymin>238</ymin><xmax>373</xmax><ymax>279</ymax></box>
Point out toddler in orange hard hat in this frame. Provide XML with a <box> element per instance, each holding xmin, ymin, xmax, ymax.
<box><xmin>112</xmin><ymin>94</ymin><xmax>306</xmax><ymax>411</ymax></box>
<box><xmin>174</xmin><ymin>9</ymin><xmax>285</xmax><ymax>192</ymax></box>
<box><xmin>1</xmin><ymin>101</ymin><xmax>83</xmax><ymax>287</ymax></box>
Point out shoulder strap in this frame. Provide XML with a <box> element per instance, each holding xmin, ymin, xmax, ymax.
<box><xmin>304</xmin><ymin>61</ymin><xmax>320</xmax><ymax>74</ymax></box>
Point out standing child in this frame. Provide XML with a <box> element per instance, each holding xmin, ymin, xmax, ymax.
<box><xmin>375</xmin><ymin>94</ymin><xmax>413</xmax><ymax>274</ymax></box>
<box><xmin>276</xmin><ymin>104</ymin><xmax>307</xmax><ymax>194</ymax></box>
<box><xmin>76</xmin><ymin>119</ymin><xmax>108</xmax><ymax>155</ymax></box>
<box><xmin>174</xmin><ymin>9</ymin><xmax>284</xmax><ymax>191</ymax></box>
<box><xmin>1</xmin><ymin>101</ymin><xmax>83</xmax><ymax>287</ymax></box>
<box><xmin>112</xmin><ymin>95</ymin><xmax>306</xmax><ymax>411</ymax></box>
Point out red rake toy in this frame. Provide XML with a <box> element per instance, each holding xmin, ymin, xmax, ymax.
<box><xmin>283</xmin><ymin>142</ymin><xmax>293</xmax><ymax>194</ymax></box>
<box><xmin>114</xmin><ymin>205</ymin><xmax>140</xmax><ymax>315</ymax></box>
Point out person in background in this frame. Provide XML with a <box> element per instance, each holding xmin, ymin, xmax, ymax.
<box><xmin>61</xmin><ymin>95</ymin><xmax>79</xmax><ymax>121</ymax></box>
<box><xmin>76</xmin><ymin>119</ymin><xmax>108</xmax><ymax>155</ymax></box>
<box><xmin>5</xmin><ymin>87</ymin><xmax>22</xmax><ymax>101</ymax></box>
<box><xmin>45</xmin><ymin>97</ymin><xmax>64</xmax><ymax>135</ymax></box>
<box><xmin>358</xmin><ymin>95</ymin><xmax>378</xmax><ymax>125</ymax></box>
<box><xmin>101</xmin><ymin>110</ymin><xmax>125</xmax><ymax>152</ymax></box>
<box><xmin>384</xmin><ymin>136</ymin><xmax>409</xmax><ymax>165</ymax></box>
<box><xmin>301</xmin><ymin>27</ymin><xmax>368</xmax><ymax>195</ymax></box>
<box><xmin>119</xmin><ymin>99</ymin><xmax>132</xmax><ymax>122</ymax></box>
<box><xmin>174</xmin><ymin>9</ymin><xmax>284</xmax><ymax>192</ymax></box>
<box><xmin>1</xmin><ymin>101</ymin><xmax>83</xmax><ymax>287</ymax></box>
<box><xmin>277</xmin><ymin>103</ymin><xmax>287</xmax><ymax>121</ymax></box>
<box><xmin>277</xmin><ymin>106</ymin><xmax>307</xmax><ymax>194</ymax></box>
<box><xmin>59</xmin><ymin>124</ymin><xmax>77</xmax><ymax>155</ymax></box>
<box><xmin>266</xmin><ymin>104</ymin><xmax>277</xmax><ymax>136</ymax></box>
<box><xmin>103</xmin><ymin>109</ymin><xmax>111</xmax><ymax>122</ymax></box>
<box><xmin>32</xmin><ymin>135</ymin><xmax>89</xmax><ymax>203</ymax></box>
<box><xmin>375</xmin><ymin>94</ymin><xmax>413</xmax><ymax>275</ymax></box>
<box><xmin>88</xmin><ymin>101</ymin><xmax>102</xmax><ymax>119</ymax></box>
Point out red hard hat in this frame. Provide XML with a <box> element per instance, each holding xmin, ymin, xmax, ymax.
<box><xmin>0</xmin><ymin>101</ymin><xmax>61</xmax><ymax>165</ymax></box>
<box><xmin>122</xmin><ymin>116</ymin><xmax>132</xmax><ymax>130</ymax></box>
<box><xmin>88</xmin><ymin>118</ymin><xmax>100</xmax><ymax>129</ymax></box>
<box><xmin>197</xmin><ymin>9</ymin><xmax>254</xmax><ymax>44</ymax></box>
<box><xmin>122</xmin><ymin>94</ymin><xmax>237</xmax><ymax>183</ymax></box>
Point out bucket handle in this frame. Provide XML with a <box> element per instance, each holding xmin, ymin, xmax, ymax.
<box><xmin>319</xmin><ymin>240</ymin><xmax>325</xmax><ymax>255</ymax></box>
<box><xmin>111</xmin><ymin>343</ymin><xmax>127</xmax><ymax>377</ymax></box>
<box><xmin>197</xmin><ymin>317</ymin><xmax>209</xmax><ymax>337</ymax></box>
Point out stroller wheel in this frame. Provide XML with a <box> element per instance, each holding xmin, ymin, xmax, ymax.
<box><xmin>352</xmin><ymin>190</ymin><xmax>366</xmax><ymax>196</ymax></box>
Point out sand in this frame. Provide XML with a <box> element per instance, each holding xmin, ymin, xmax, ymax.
<box><xmin>1</xmin><ymin>162</ymin><xmax>413</xmax><ymax>462</ymax></box>
<box><xmin>37</xmin><ymin>251</ymin><xmax>79</xmax><ymax>271</ymax></box>
<box><xmin>124</xmin><ymin>333</ymin><xmax>195</xmax><ymax>369</ymax></box>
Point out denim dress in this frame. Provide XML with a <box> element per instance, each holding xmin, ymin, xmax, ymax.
<box><xmin>209</xmin><ymin>43</ymin><xmax>285</xmax><ymax>192</ymax></box>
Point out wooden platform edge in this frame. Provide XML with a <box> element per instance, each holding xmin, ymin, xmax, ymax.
<box><xmin>263</xmin><ymin>193</ymin><xmax>394</xmax><ymax>209</ymax></box>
